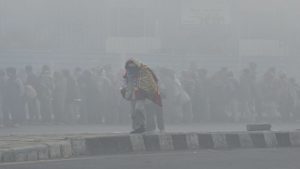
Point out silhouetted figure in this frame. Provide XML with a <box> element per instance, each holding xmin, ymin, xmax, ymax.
<box><xmin>2</xmin><ymin>67</ymin><xmax>25</xmax><ymax>127</ymax></box>
<box><xmin>260</xmin><ymin>68</ymin><xmax>279</xmax><ymax>120</ymax></box>
<box><xmin>194</xmin><ymin>69</ymin><xmax>210</xmax><ymax>122</ymax></box>
<box><xmin>79</xmin><ymin>70</ymin><xmax>101</xmax><ymax>124</ymax></box>
<box><xmin>24</xmin><ymin>65</ymin><xmax>39</xmax><ymax>123</ymax></box>
<box><xmin>38</xmin><ymin>65</ymin><xmax>53</xmax><ymax>123</ymax></box>
<box><xmin>63</xmin><ymin>69</ymin><xmax>80</xmax><ymax>123</ymax></box>
<box><xmin>277</xmin><ymin>74</ymin><xmax>294</xmax><ymax>121</ymax></box>
<box><xmin>52</xmin><ymin>71</ymin><xmax>67</xmax><ymax>124</ymax></box>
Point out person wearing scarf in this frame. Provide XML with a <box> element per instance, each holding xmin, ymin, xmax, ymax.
<box><xmin>121</xmin><ymin>59</ymin><xmax>162</xmax><ymax>133</ymax></box>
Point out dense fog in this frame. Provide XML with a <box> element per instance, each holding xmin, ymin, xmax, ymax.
<box><xmin>0</xmin><ymin>0</ymin><xmax>300</xmax><ymax>128</ymax></box>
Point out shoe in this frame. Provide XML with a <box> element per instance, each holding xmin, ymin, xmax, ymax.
<box><xmin>130</xmin><ymin>125</ymin><xmax>145</xmax><ymax>134</ymax></box>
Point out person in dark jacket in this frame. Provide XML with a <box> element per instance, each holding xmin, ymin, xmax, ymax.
<box><xmin>63</xmin><ymin>69</ymin><xmax>80</xmax><ymax>123</ymax></box>
<box><xmin>38</xmin><ymin>65</ymin><xmax>53</xmax><ymax>123</ymax></box>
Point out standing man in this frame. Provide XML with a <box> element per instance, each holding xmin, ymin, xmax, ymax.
<box><xmin>121</xmin><ymin>59</ymin><xmax>163</xmax><ymax>133</ymax></box>
<box><xmin>38</xmin><ymin>65</ymin><xmax>53</xmax><ymax>123</ymax></box>
<box><xmin>24</xmin><ymin>65</ymin><xmax>39</xmax><ymax>123</ymax></box>
<box><xmin>2</xmin><ymin>67</ymin><xmax>25</xmax><ymax>127</ymax></box>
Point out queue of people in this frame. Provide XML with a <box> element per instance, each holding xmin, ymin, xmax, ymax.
<box><xmin>157</xmin><ymin>63</ymin><xmax>300</xmax><ymax>123</ymax></box>
<box><xmin>0</xmin><ymin>62</ymin><xmax>299</xmax><ymax>128</ymax></box>
<box><xmin>0</xmin><ymin>64</ymin><xmax>122</xmax><ymax>127</ymax></box>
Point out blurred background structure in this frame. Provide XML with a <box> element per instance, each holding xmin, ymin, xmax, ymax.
<box><xmin>0</xmin><ymin>0</ymin><xmax>299</xmax><ymax>75</ymax></box>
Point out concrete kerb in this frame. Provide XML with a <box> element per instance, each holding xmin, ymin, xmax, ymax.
<box><xmin>46</xmin><ymin>142</ymin><xmax>62</xmax><ymax>159</ymax></box>
<box><xmin>158</xmin><ymin>134</ymin><xmax>173</xmax><ymax>151</ymax></box>
<box><xmin>290</xmin><ymin>131</ymin><xmax>300</xmax><ymax>147</ymax></box>
<box><xmin>211</xmin><ymin>133</ymin><xmax>227</xmax><ymax>149</ymax></box>
<box><xmin>0</xmin><ymin>141</ymin><xmax>73</xmax><ymax>163</ymax></box>
<box><xmin>1</xmin><ymin>130</ymin><xmax>300</xmax><ymax>164</ymax></box>
<box><xmin>130</xmin><ymin>134</ymin><xmax>146</xmax><ymax>152</ymax></box>
<box><xmin>0</xmin><ymin>144</ymin><xmax>49</xmax><ymax>163</ymax></box>
<box><xmin>70</xmin><ymin>138</ymin><xmax>87</xmax><ymax>156</ymax></box>
<box><xmin>263</xmin><ymin>131</ymin><xmax>278</xmax><ymax>148</ymax></box>
<box><xmin>80</xmin><ymin>131</ymin><xmax>295</xmax><ymax>154</ymax></box>
<box><xmin>44</xmin><ymin>140</ymin><xmax>72</xmax><ymax>159</ymax></box>
<box><xmin>186</xmin><ymin>133</ymin><xmax>199</xmax><ymax>150</ymax></box>
<box><xmin>13</xmin><ymin>146</ymin><xmax>39</xmax><ymax>162</ymax></box>
<box><xmin>60</xmin><ymin>141</ymin><xmax>73</xmax><ymax>158</ymax></box>
<box><xmin>238</xmin><ymin>132</ymin><xmax>254</xmax><ymax>148</ymax></box>
<box><xmin>1</xmin><ymin>149</ymin><xmax>15</xmax><ymax>163</ymax></box>
<box><xmin>37</xmin><ymin>144</ymin><xmax>49</xmax><ymax>160</ymax></box>
<box><xmin>79</xmin><ymin>131</ymin><xmax>300</xmax><ymax>156</ymax></box>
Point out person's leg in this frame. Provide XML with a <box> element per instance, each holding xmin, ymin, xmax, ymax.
<box><xmin>131</xmin><ymin>100</ymin><xmax>146</xmax><ymax>133</ymax></box>
<box><xmin>27</xmin><ymin>99</ymin><xmax>34</xmax><ymax>122</ymax></box>
<box><xmin>2</xmin><ymin>101</ymin><xmax>11</xmax><ymax>126</ymax></box>
<box><xmin>156</xmin><ymin>106</ymin><xmax>165</xmax><ymax>131</ymax></box>
<box><xmin>10</xmin><ymin>98</ymin><xmax>24</xmax><ymax>125</ymax></box>
<box><xmin>145</xmin><ymin>102</ymin><xmax>156</xmax><ymax>132</ymax></box>
<box><xmin>28</xmin><ymin>98</ymin><xmax>39</xmax><ymax>123</ymax></box>
<box><xmin>40</xmin><ymin>98</ymin><xmax>52</xmax><ymax>123</ymax></box>
<box><xmin>39</xmin><ymin>99</ymin><xmax>46</xmax><ymax>122</ymax></box>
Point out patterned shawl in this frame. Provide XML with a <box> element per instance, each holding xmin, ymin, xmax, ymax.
<box><xmin>125</xmin><ymin>59</ymin><xmax>162</xmax><ymax>107</ymax></box>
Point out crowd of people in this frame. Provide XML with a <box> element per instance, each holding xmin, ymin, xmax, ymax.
<box><xmin>159</xmin><ymin>63</ymin><xmax>300</xmax><ymax>123</ymax></box>
<box><xmin>0</xmin><ymin>64</ymin><xmax>124</xmax><ymax>127</ymax></box>
<box><xmin>0</xmin><ymin>62</ymin><xmax>299</xmax><ymax>127</ymax></box>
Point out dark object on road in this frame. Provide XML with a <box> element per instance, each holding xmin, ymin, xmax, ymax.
<box><xmin>247</xmin><ymin>124</ymin><xmax>272</xmax><ymax>131</ymax></box>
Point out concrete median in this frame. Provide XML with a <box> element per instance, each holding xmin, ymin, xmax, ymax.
<box><xmin>1</xmin><ymin>131</ymin><xmax>300</xmax><ymax>163</ymax></box>
<box><xmin>82</xmin><ymin>131</ymin><xmax>300</xmax><ymax>155</ymax></box>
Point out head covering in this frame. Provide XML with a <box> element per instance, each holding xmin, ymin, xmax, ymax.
<box><xmin>125</xmin><ymin>59</ymin><xmax>141</xmax><ymax>69</ymax></box>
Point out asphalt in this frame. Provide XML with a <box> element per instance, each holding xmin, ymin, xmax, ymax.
<box><xmin>1</xmin><ymin>148</ymin><xmax>300</xmax><ymax>169</ymax></box>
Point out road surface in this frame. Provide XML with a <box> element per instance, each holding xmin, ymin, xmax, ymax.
<box><xmin>1</xmin><ymin>148</ymin><xmax>300</xmax><ymax>169</ymax></box>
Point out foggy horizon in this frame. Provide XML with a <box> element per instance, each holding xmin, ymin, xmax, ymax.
<box><xmin>0</xmin><ymin>0</ymin><xmax>299</xmax><ymax>75</ymax></box>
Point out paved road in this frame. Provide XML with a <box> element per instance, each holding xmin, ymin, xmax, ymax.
<box><xmin>1</xmin><ymin>148</ymin><xmax>300</xmax><ymax>169</ymax></box>
<box><xmin>0</xmin><ymin>123</ymin><xmax>300</xmax><ymax>136</ymax></box>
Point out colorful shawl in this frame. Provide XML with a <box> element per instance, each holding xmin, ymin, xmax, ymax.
<box><xmin>125</xmin><ymin>59</ymin><xmax>162</xmax><ymax>107</ymax></box>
